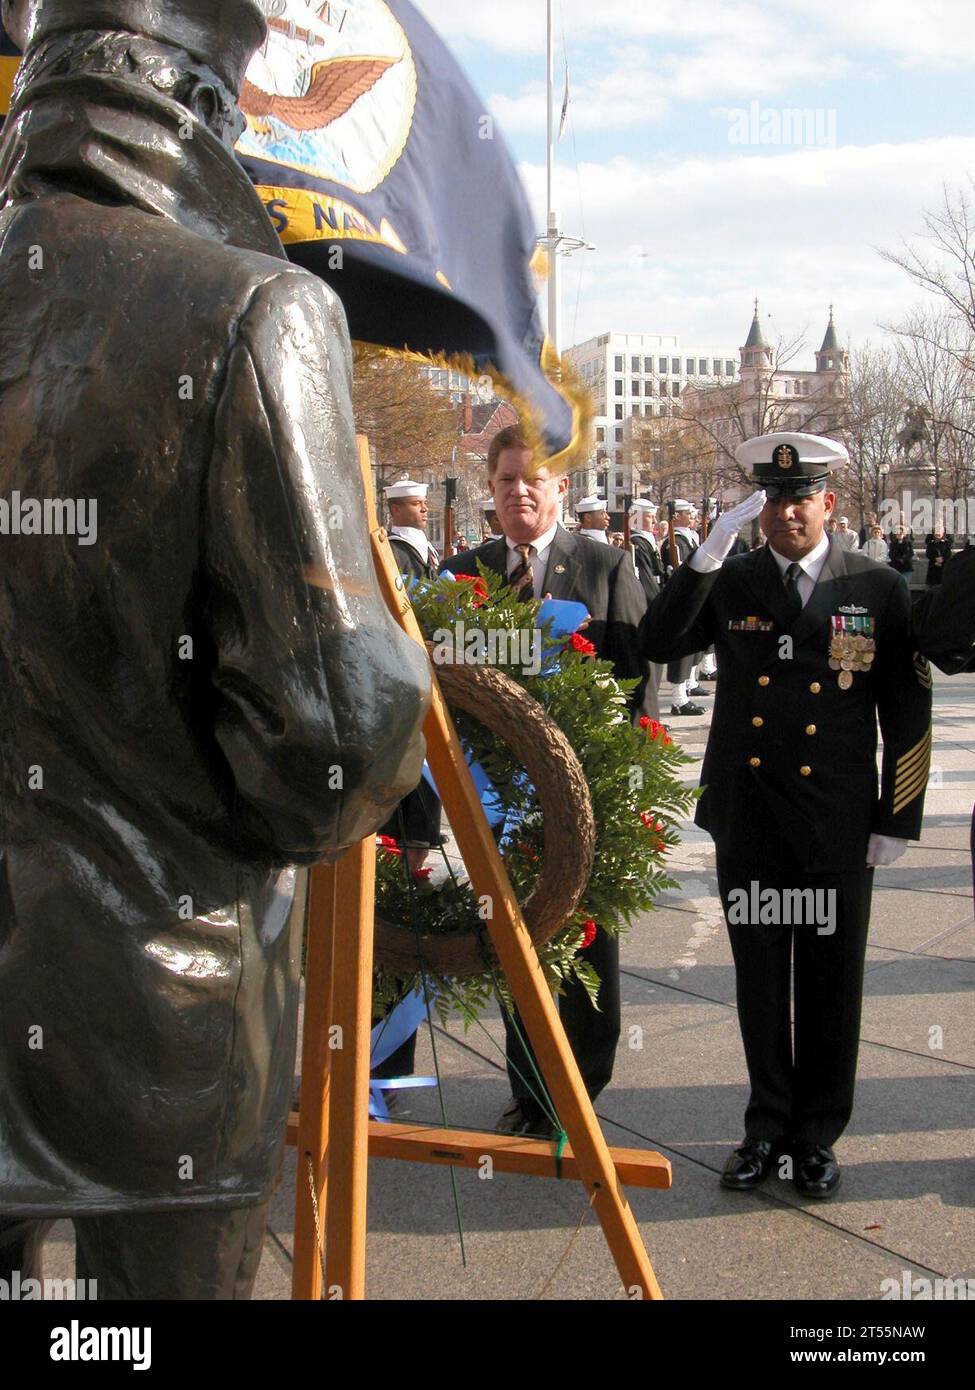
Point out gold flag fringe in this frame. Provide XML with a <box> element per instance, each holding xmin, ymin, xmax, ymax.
<box><xmin>352</xmin><ymin>337</ymin><xmax>594</xmax><ymax>479</ymax></box>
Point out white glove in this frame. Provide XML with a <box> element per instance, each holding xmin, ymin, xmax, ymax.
<box><xmin>695</xmin><ymin>491</ymin><xmax>766</xmax><ymax>565</ymax></box>
<box><xmin>866</xmin><ymin>834</ymin><xmax>908</xmax><ymax>868</ymax></box>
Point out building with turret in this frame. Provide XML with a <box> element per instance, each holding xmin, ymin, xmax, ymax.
<box><xmin>683</xmin><ymin>300</ymin><xmax>849</xmax><ymax>462</ymax></box>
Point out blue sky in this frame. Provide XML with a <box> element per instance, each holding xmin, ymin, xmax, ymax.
<box><xmin>414</xmin><ymin>0</ymin><xmax>975</xmax><ymax>363</ymax></box>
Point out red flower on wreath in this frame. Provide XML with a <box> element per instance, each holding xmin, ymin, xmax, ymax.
<box><xmin>639</xmin><ymin>716</ymin><xmax>672</xmax><ymax>746</ymax></box>
<box><xmin>454</xmin><ymin>573</ymin><xmax>488</xmax><ymax>605</ymax></box>
<box><xmin>377</xmin><ymin>834</ymin><xmax>402</xmax><ymax>857</ymax></box>
<box><xmin>569</xmin><ymin>632</ymin><xmax>597</xmax><ymax>657</ymax></box>
<box><xmin>581</xmin><ymin>920</ymin><xmax>598</xmax><ymax>949</ymax></box>
<box><xmin>411</xmin><ymin>866</ymin><xmax>433</xmax><ymax>882</ymax></box>
<box><xmin>640</xmin><ymin>812</ymin><xmax>667</xmax><ymax>852</ymax></box>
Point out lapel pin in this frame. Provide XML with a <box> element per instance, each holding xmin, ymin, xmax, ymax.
<box><xmin>554</xmin><ymin>564</ymin><xmax>566</xmax><ymax>575</ymax></box>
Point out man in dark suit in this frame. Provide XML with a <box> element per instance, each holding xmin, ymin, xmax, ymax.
<box><xmin>443</xmin><ymin>425</ymin><xmax>649</xmax><ymax>1137</ymax></box>
<box><xmin>643</xmin><ymin>433</ymin><xmax>933</xmax><ymax>1199</ymax></box>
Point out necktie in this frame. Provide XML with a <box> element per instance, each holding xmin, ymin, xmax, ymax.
<box><xmin>509</xmin><ymin>543</ymin><xmax>535</xmax><ymax>598</ymax></box>
<box><xmin>783</xmin><ymin>561</ymin><xmax>803</xmax><ymax>622</ymax></box>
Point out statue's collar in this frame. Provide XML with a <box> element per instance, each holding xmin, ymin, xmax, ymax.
<box><xmin>0</xmin><ymin>71</ymin><xmax>285</xmax><ymax>260</ymax></box>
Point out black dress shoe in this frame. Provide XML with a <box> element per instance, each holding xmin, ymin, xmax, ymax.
<box><xmin>720</xmin><ymin>1138</ymin><xmax>776</xmax><ymax>1191</ymax></box>
<box><xmin>793</xmin><ymin>1144</ymin><xmax>841</xmax><ymax>1199</ymax></box>
<box><xmin>687</xmin><ymin>685</ymin><xmax>709</xmax><ymax>697</ymax></box>
<box><xmin>494</xmin><ymin>1097</ymin><xmax>560</xmax><ymax>1141</ymax></box>
<box><xmin>670</xmin><ymin>702</ymin><xmax>706</xmax><ymax>716</ymax></box>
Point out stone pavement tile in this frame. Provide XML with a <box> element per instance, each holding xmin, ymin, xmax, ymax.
<box><xmin>914</xmin><ymin>815</ymin><xmax>975</xmax><ymax>853</ymax></box>
<box><xmin>621</xmin><ymin>901</ymin><xmax>729</xmax><ymax>990</ymax></box>
<box><xmin>880</xmin><ymin>850</ymin><xmax>972</xmax><ymax>896</ymax></box>
<box><xmin>861</xmin><ymin>949</ymin><xmax>975</xmax><ymax>1063</ymax></box>
<box><xmin>867</xmin><ymin>887</ymin><xmax>973</xmax><ymax>953</ymax></box>
<box><xmin>622</xmin><ymin>1152</ymin><xmax>933</xmax><ymax>1302</ymax></box>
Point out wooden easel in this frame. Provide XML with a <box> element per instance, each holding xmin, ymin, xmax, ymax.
<box><xmin>286</xmin><ymin>438</ymin><xmax>671</xmax><ymax>1300</ymax></box>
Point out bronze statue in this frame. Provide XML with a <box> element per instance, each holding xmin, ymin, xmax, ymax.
<box><xmin>0</xmin><ymin>0</ymin><xmax>429</xmax><ymax>1298</ymax></box>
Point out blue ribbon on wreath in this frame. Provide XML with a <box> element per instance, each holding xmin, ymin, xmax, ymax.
<box><xmin>369</xmin><ymin>986</ymin><xmax>438</xmax><ymax>1121</ymax></box>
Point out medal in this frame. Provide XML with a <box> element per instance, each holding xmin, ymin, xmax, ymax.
<box><xmin>829</xmin><ymin>615</ymin><xmax>876</xmax><ymax>689</ymax></box>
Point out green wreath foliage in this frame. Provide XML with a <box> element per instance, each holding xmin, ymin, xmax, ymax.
<box><xmin>374</xmin><ymin>564</ymin><xmax>696</xmax><ymax>1026</ymax></box>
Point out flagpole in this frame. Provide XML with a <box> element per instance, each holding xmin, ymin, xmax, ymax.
<box><xmin>546</xmin><ymin>0</ymin><xmax>559</xmax><ymax>353</ymax></box>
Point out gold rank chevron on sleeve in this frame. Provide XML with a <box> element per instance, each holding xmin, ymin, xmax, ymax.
<box><xmin>913</xmin><ymin>652</ymin><xmax>934</xmax><ymax>690</ymax></box>
<box><xmin>892</xmin><ymin>728</ymin><xmax>932</xmax><ymax>816</ymax></box>
<box><xmin>874</xmin><ymin>586</ymin><xmax>934</xmax><ymax>842</ymax></box>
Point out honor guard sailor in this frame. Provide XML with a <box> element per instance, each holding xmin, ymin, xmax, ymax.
<box><xmin>385</xmin><ymin>478</ymin><xmax>439</xmax><ymax>580</ymax></box>
<box><xmin>575</xmin><ymin>495</ymin><xmax>611</xmax><ymax>544</ymax></box>
<box><xmin>642</xmin><ymin>432</ymin><xmax>933</xmax><ymax>1198</ymax></box>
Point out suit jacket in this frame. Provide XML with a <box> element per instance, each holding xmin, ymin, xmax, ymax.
<box><xmin>642</xmin><ymin>542</ymin><xmax>933</xmax><ymax>871</ymax></box>
<box><xmin>0</xmin><ymin>71</ymin><xmax>429</xmax><ymax>1215</ymax></box>
<box><xmin>913</xmin><ymin>546</ymin><xmax>975</xmax><ymax>674</ymax></box>
<box><xmin>441</xmin><ymin>528</ymin><xmax>649</xmax><ymax>701</ymax></box>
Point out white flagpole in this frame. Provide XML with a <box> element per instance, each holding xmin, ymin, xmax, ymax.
<box><xmin>546</xmin><ymin>0</ymin><xmax>560</xmax><ymax>354</ymax></box>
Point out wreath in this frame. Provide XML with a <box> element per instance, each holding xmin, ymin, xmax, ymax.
<box><xmin>374</xmin><ymin>565</ymin><xmax>695</xmax><ymax>1025</ymax></box>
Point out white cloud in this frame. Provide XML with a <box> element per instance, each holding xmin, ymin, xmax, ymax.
<box><xmin>521</xmin><ymin>138</ymin><xmax>975</xmax><ymax>351</ymax></box>
<box><xmin>414</xmin><ymin>0</ymin><xmax>975</xmax><ymax>70</ymax></box>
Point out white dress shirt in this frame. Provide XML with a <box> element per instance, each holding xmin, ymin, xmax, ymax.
<box><xmin>505</xmin><ymin>522</ymin><xmax>559</xmax><ymax>600</ymax></box>
<box><xmin>766</xmin><ymin>533</ymin><xmax>830</xmax><ymax>608</ymax></box>
<box><xmin>690</xmin><ymin>532</ymin><xmax>830</xmax><ymax>609</ymax></box>
<box><xmin>579</xmin><ymin>527</ymin><xmax>609</xmax><ymax>545</ymax></box>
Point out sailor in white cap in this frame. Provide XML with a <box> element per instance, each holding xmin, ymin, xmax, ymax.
<box><xmin>481</xmin><ymin>497</ymin><xmax>503</xmax><ymax>541</ymax></box>
<box><xmin>629</xmin><ymin>498</ymin><xmax>665</xmax><ymax>720</ymax></box>
<box><xmin>663</xmin><ymin>499</ymin><xmax>708</xmax><ymax>715</ymax></box>
<box><xmin>576</xmin><ymin>495</ymin><xmax>611</xmax><ymax>544</ymax></box>
<box><xmin>384</xmin><ymin>478</ymin><xmax>439</xmax><ymax>580</ymax></box>
<box><xmin>643</xmin><ymin>431</ymin><xmax>932</xmax><ymax>1200</ymax></box>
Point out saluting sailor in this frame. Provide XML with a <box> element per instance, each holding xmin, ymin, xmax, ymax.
<box><xmin>385</xmin><ymin>478</ymin><xmax>439</xmax><ymax>580</ymax></box>
<box><xmin>643</xmin><ymin>433</ymin><xmax>933</xmax><ymax>1199</ymax></box>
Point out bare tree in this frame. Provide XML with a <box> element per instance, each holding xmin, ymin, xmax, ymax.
<box><xmin>352</xmin><ymin>346</ymin><xmax>459</xmax><ymax>494</ymax></box>
<box><xmin>839</xmin><ymin>343</ymin><xmax>906</xmax><ymax>522</ymax></box>
<box><xmin>881</xmin><ymin>179</ymin><xmax>975</xmax><ymax>344</ymax></box>
<box><xmin>889</xmin><ymin>307</ymin><xmax>975</xmax><ymax>514</ymax></box>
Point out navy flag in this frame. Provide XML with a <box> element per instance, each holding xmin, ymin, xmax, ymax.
<box><xmin>1</xmin><ymin>2</ymin><xmax>586</xmax><ymax>467</ymax></box>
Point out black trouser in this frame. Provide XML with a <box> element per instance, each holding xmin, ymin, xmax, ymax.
<box><xmin>716</xmin><ymin>856</ymin><xmax>874</xmax><ymax>1148</ymax></box>
<box><xmin>0</xmin><ymin>1200</ymin><xmax>270</xmax><ymax>1300</ymax></box>
<box><xmin>505</xmin><ymin>925</ymin><xmax>621</xmax><ymax>1105</ymax></box>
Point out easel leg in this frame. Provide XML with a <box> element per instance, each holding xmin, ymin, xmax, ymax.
<box><xmin>322</xmin><ymin>838</ymin><xmax>376</xmax><ymax>1300</ymax></box>
<box><xmin>292</xmin><ymin>862</ymin><xmax>337</xmax><ymax>1300</ymax></box>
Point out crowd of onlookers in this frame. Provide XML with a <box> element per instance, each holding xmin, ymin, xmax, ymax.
<box><xmin>828</xmin><ymin>511</ymin><xmax>966</xmax><ymax>587</ymax></box>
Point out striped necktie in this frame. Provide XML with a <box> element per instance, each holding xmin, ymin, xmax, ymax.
<box><xmin>509</xmin><ymin>543</ymin><xmax>535</xmax><ymax>598</ymax></box>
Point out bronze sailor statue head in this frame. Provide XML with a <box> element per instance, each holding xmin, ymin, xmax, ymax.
<box><xmin>2</xmin><ymin>0</ymin><xmax>267</xmax><ymax>92</ymax></box>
